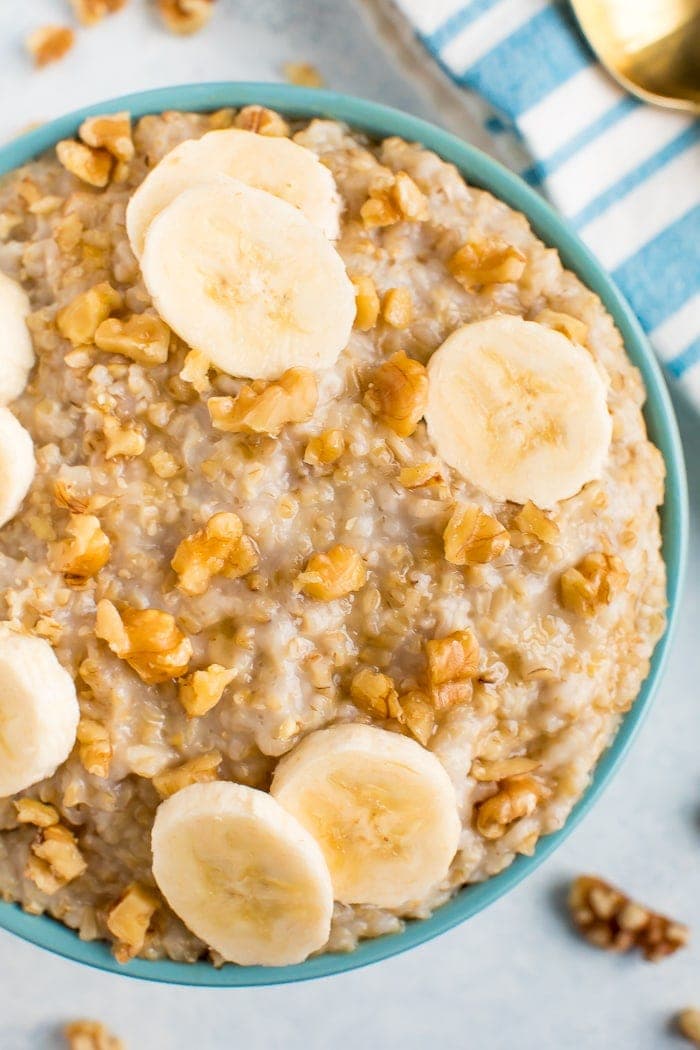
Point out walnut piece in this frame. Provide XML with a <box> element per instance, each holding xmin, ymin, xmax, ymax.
<box><xmin>448</xmin><ymin>238</ymin><xmax>526</xmax><ymax>290</ymax></box>
<box><xmin>56</xmin><ymin>140</ymin><xmax>113</xmax><ymax>187</ymax></box>
<box><xmin>26</xmin><ymin>26</ymin><xmax>74</xmax><ymax>67</ymax></box>
<box><xmin>399</xmin><ymin>691</ymin><xmax>436</xmax><ymax>745</ymax></box>
<box><xmin>64</xmin><ymin>1018</ymin><xmax>124</xmax><ymax>1050</ymax></box>
<box><xmin>95</xmin><ymin>599</ymin><xmax>192</xmax><ymax>684</ymax></box>
<box><xmin>559</xmin><ymin>552</ymin><xmax>629</xmax><ymax>616</ymax></box>
<box><xmin>13</xmin><ymin>798</ymin><xmax>59</xmax><ymax>828</ymax></box>
<box><xmin>179</xmin><ymin>349</ymin><xmax>211</xmax><ymax>392</ymax></box>
<box><xmin>364</xmin><ymin>351</ymin><xmax>428</xmax><ymax>438</ymax></box>
<box><xmin>535</xmin><ymin>308</ymin><xmax>588</xmax><ymax>345</ymax></box>
<box><xmin>208</xmin><ymin>368</ymin><xmax>317</xmax><ymax>437</ymax></box>
<box><xmin>56</xmin><ymin>282</ymin><xmax>122</xmax><ymax>346</ymax></box>
<box><xmin>295</xmin><ymin>544</ymin><xmax>366</xmax><ymax>601</ymax></box>
<box><xmin>157</xmin><ymin>0</ymin><xmax>215</xmax><ymax>34</ymax></box>
<box><xmin>179</xmin><ymin>664</ymin><xmax>236</xmax><ymax>717</ymax></box>
<box><xmin>443</xmin><ymin>503</ymin><xmax>510</xmax><ymax>565</ymax></box>
<box><xmin>69</xmin><ymin>0</ymin><xmax>128</xmax><ymax>26</ymax></box>
<box><xmin>50</xmin><ymin>514</ymin><xmax>110</xmax><ymax>584</ymax></box>
<box><xmin>513</xmin><ymin>501</ymin><xmax>560</xmax><ymax>544</ymax></box>
<box><xmin>106</xmin><ymin>883</ymin><xmax>159</xmax><ymax>963</ymax></box>
<box><xmin>425</xmin><ymin>629</ymin><xmax>480</xmax><ymax>712</ymax></box>
<box><xmin>569</xmin><ymin>875</ymin><xmax>690</xmax><ymax>962</ymax></box>
<box><xmin>77</xmin><ymin>718</ymin><xmax>112</xmax><ymax>777</ymax></box>
<box><xmin>360</xmin><ymin>170</ymin><xmax>429</xmax><ymax>228</ymax></box>
<box><xmin>678</xmin><ymin>1009</ymin><xmax>700</xmax><ymax>1046</ymax></box>
<box><xmin>95</xmin><ymin>314</ymin><xmax>170</xmax><ymax>365</ymax></box>
<box><xmin>351</xmin><ymin>274</ymin><xmax>380</xmax><ymax>331</ymax></box>
<box><xmin>283</xmin><ymin>62</ymin><xmax>323</xmax><ymax>87</ymax></box>
<box><xmin>304</xmin><ymin>429</ymin><xmax>345</xmax><ymax>467</ymax></box>
<box><xmin>234</xmin><ymin>105</ymin><xmax>290</xmax><ymax>136</ymax></box>
<box><xmin>152</xmin><ymin>750</ymin><xmax>222</xmax><ymax>798</ymax></box>
<box><xmin>171</xmin><ymin>512</ymin><xmax>258</xmax><ymax>596</ymax></box>
<box><xmin>398</xmin><ymin>460</ymin><xmax>444</xmax><ymax>489</ymax></box>
<box><xmin>471</xmin><ymin>756</ymin><xmax>540</xmax><ymax>781</ymax></box>
<box><xmin>79</xmin><ymin>112</ymin><xmax>134</xmax><ymax>163</ymax></box>
<box><xmin>382</xmin><ymin>286</ymin><xmax>413</xmax><ymax>328</ymax></box>
<box><xmin>102</xmin><ymin>415</ymin><xmax>146</xmax><ymax>459</ymax></box>
<box><xmin>350</xmin><ymin>668</ymin><xmax>401</xmax><ymax>720</ymax></box>
<box><xmin>475</xmin><ymin>774</ymin><xmax>547</xmax><ymax>839</ymax></box>
<box><xmin>25</xmin><ymin>825</ymin><xmax>87</xmax><ymax>894</ymax></box>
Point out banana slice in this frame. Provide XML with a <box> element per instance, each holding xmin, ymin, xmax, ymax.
<box><xmin>271</xmin><ymin>724</ymin><xmax>461</xmax><ymax>908</ymax></box>
<box><xmin>0</xmin><ymin>627</ymin><xmax>79</xmax><ymax>798</ymax></box>
<box><xmin>0</xmin><ymin>272</ymin><xmax>34</xmax><ymax>404</ymax></box>
<box><xmin>140</xmin><ymin>177</ymin><xmax>355</xmax><ymax>381</ymax></box>
<box><xmin>126</xmin><ymin>128</ymin><xmax>342</xmax><ymax>257</ymax></box>
<box><xmin>151</xmin><ymin>781</ymin><xmax>334</xmax><ymax>966</ymax></box>
<box><xmin>0</xmin><ymin>408</ymin><xmax>35</xmax><ymax>528</ymax></box>
<box><xmin>425</xmin><ymin>316</ymin><xmax>612</xmax><ymax>508</ymax></box>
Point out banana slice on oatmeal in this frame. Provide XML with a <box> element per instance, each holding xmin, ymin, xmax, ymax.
<box><xmin>151</xmin><ymin>781</ymin><xmax>334</xmax><ymax>966</ymax></box>
<box><xmin>0</xmin><ymin>627</ymin><xmax>79</xmax><ymax>798</ymax></box>
<box><xmin>425</xmin><ymin>316</ymin><xmax>612</xmax><ymax>508</ymax></box>
<box><xmin>126</xmin><ymin>127</ymin><xmax>342</xmax><ymax>257</ymax></box>
<box><xmin>271</xmin><ymin>724</ymin><xmax>461</xmax><ymax>908</ymax></box>
<box><xmin>0</xmin><ymin>408</ymin><xmax>35</xmax><ymax>528</ymax></box>
<box><xmin>0</xmin><ymin>272</ymin><xmax>34</xmax><ymax>404</ymax></box>
<box><xmin>140</xmin><ymin>177</ymin><xmax>355</xmax><ymax>380</ymax></box>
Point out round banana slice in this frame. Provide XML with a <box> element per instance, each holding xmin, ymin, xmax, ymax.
<box><xmin>0</xmin><ymin>272</ymin><xmax>34</xmax><ymax>404</ymax></box>
<box><xmin>271</xmin><ymin>724</ymin><xmax>461</xmax><ymax>908</ymax></box>
<box><xmin>0</xmin><ymin>408</ymin><xmax>35</xmax><ymax>528</ymax></box>
<box><xmin>140</xmin><ymin>177</ymin><xmax>355</xmax><ymax>381</ymax></box>
<box><xmin>0</xmin><ymin>627</ymin><xmax>79</xmax><ymax>798</ymax></box>
<box><xmin>126</xmin><ymin>128</ymin><xmax>342</xmax><ymax>257</ymax></box>
<box><xmin>151</xmin><ymin>781</ymin><xmax>334</xmax><ymax>967</ymax></box>
<box><xmin>425</xmin><ymin>316</ymin><xmax>612</xmax><ymax>508</ymax></box>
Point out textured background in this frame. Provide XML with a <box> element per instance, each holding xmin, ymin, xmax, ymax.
<box><xmin>0</xmin><ymin>2</ymin><xmax>699</xmax><ymax>1047</ymax></box>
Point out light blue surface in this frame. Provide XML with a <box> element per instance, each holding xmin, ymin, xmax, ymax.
<box><xmin>0</xmin><ymin>82</ymin><xmax>688</xmax><ymax>988</ymax></box>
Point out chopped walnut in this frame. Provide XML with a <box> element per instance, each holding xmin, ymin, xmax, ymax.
<box><xmin>304</xmin><ymin>429</ymin><xmax>345</xmax><ymax>467</ymax></box>
<box><xmin>102</xmin><ymin>415</ymin><xmax>146</xmax><ymax>459</ymax></box>
<box><xmin>351</xmin><ymin>274</ymin><xmax>380</xmax><ymax>331</ymax></box>
<box><xmin>69</xmin><ymin>0</ymin><xmax>128</xmax><ymax>25</ymax></box>
<box><xmin>56</xmin><ymin>140</ymin><xmax>113</xmax><ymax>188</ymax></box>
<box><xmin>569</xmin><ymin>875</ymin><xmax>690</xmax><ymax>962</ymax></box>
<box><xmin>295</xmin><ymin>544</ymin><xmax>366</xmax><ymax>601</ymax></box>
<box><xmin>157</xmin><ymin>0</ymin><xmax>215</xmax><ymax>33</ymax></box>
<box><xmin>208</xmin><ymin>368</ymin><xmax>317</xmax><ymax>437</ymax></box>
<box><xmin>26</xmin><ymin>825</ymin><xmax>87</xmax><ymax>894</ymax></box>
<box><xmin>50</xmin><ymin>514</ymin><xmax>110</xmax><ymax>584</ymax></box>
<box><xmin>79</xmin><ymin>112</ymin><xmax>134</xmax><ymax>163</ymax></box>
<box><xmin>56</xmin><ymin>282</ymin><xmax>122</xmax><ymax>347</ymax></box>
<box><xmin>152</xmin><ymin>750</ymin><xmax>222</xmax><ymax>798</ymax></box>
<box><xmin>171</xmin><ymin>512</ymin><xmax>258</xmax><ymax>596</ymax></box>
<box><xmin>77</xmin><ymin>718</ymin><xmax>112</xmax><ymax>777</ymax></box>
<box><xmin>53</xmin><ymin>479</ymin><xmax>111</xmax><ymax>515</ymax></box>
<box><xmin>425</xmin><ymin>629</ymin><xmax>480</xmax><ymax>712</ymax></box>
<box><xmin>95</xmin><ymin>599</ymin><xmax>192</xmax><ymax>684</ymax></box>
<box><xmin>0</xmin><ymin>212</ymin><xmax>22</xmax><ymax>240</ymax></box>
<box><xmin>443</xmin><ymin>503</ymin><xmax>510</xmax><ymax>565</ymax></box>
<box><xmin>448</xmin><ymin>238</ymin><xmax>526</xmax><ymax>290</ymax></box>
<box><xmin>535</xmin><ymin>308</ymin><xmax>588</xmax><ymax>345</ymax></box>
<box><xmin>350</xmin><ymin>668</ymin><xmax>401</xmax><ymax>720</ymax></box>
<box><xmin>106</xmin><ymin>883</ymin><xmax>159</xmax><ymax>963</ymax></box>
<box><xmin>180</xmin><ymin>349</ymin><xmax>211</xmax><ymax>392</ymax></box>
<box><xmin>471</xmin><ymin>756</ymin><xmax>540</xmax><ymax>781</ymax></box>
<box><xmin>64</xmin><ymin>1018</ymin><xmax>124</xmax><ymax>1050</ymax></box>
<box><xmin>399</xmin><ymin>460</ymin><xmax>444</xmax><ymax>489</ymax></box>
<box><xmin>559</xmin><ymin>552</ymin><xmax>629</xmax><ymax>616</ymax></box>
<box><xmin>513</xmin><ymin>501</ymin><xmax>560</xmax><ymax>544</ymax></box>
<box><xmin>360</xmin><ymin>170</ymin><xmax>429</xmax><ymax>227</ymax></box>
<box><xmin>283</xmin><ymin>61</ymin><xmax>323</xmax><ymax>87</ymax></box>
<box><xmin>234</xmin><ymin>105</ymin><xmax>290</xmax><ymax>136</ymax></box>
<box><xmin>475</xmin><ymin>774</ymin><xmax>548</xmax><ymax>839</ymax></box>
<box><xmin>364</xmin><ymin>351</ymin><xmax>428</xmax><ymax>438</ymax></box>
<box><xmin>26</xmin><ymin>26</ymin><xmax>74</xmax><ymax>67</ymax></box>
<box><xmin>382</xmin><ymin>286</ymin><xmax>413</xmax><ymax>329</ymax></box>
<box><xmin>150</xmin><ymin>450</ymin><xmax>180</xmax><ymax>478</ymax></box>
<box><xmin>179</xmin><ymin>664</ymin><xmax>236</xmax><ymax>717</ymax></box>
<box><xmin>94</xmin><ymin>314</ymin><xmax>170</xmax><ymax>365</ymax></box>
<box><xmin>13</xmin><ymin>798</ymin><xmax>59</xmax><ymax>828</ymax></box>
<box><xmin>678</xmin><ymin>1010</ymin><xmax>700</xmax><ymax>1046</ymax></box>
<box><xmin>399</xmin><ymin>691</ymin><xmax>436</xmax><ymax>745</ymax></box>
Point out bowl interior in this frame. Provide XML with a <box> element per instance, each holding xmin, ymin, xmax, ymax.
<box><xmin>0</xmin><ymin>82</ymin><xmax>688</xmax><ymax>987</ymax></box>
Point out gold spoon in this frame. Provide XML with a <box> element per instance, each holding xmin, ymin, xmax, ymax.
<box><xmin>570</xmin><ymin>0</ymin><xmax>700</xmax><ymax>114</ymax></box>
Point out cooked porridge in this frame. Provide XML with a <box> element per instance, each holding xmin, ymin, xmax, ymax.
<box><xmin>0</xmin><ymin>104</ymin><xmax>666</xmax><ymax>967</ymax></box>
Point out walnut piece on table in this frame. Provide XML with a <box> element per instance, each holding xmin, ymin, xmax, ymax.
<box><xmin>26</xmin><ymin>26</ymin><xmax>74</xmax><ymax>67</ymax></box>
<box><xmin>569</xmin><ymin>875</ymin><xmax>690</xmax><ymax>961</ymax></box>
<box><xmin>157</xmin><ymin>0</ymin><xmax>216</xmax><ymax>34</ymax></box>
<box><xmin>70</xmin><ymin>0</ymin><xmax>129</xmax><ymax>27</ymax></box>
<box><xmin>64</xmin><ymin>1018</ymin><xmax>124</xmax><ymax>1050</ymax></box>
<box><xmin>283</xmin><ymin>62</ymin><xmax>324</xmax><ymax>88</ymax></box>
<box><xmin>678</xmin><ymin>1009</ymin><xmax>700</xmax><ymax>1046</ymax></box>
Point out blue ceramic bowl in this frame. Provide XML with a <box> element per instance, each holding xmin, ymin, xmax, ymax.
<box><xmin>0</xmin><ymin>83</ymin><xmax>687</xmax><ymax>987</ymax></box>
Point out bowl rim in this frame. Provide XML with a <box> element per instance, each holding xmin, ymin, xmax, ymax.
<box><xmin>0</xmin><ymin>81</ymin><xmax>688</xmax><ymax>988</ymax></box>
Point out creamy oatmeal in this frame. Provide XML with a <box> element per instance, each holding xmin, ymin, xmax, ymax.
<box><xmin>0</xmin><ymin>105</ymin><xmax>666</xmax><ymax>967</ymax></box>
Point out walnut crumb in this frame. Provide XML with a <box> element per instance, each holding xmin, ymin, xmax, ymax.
<box><xmin>180</xmin><ymin>349</ymin><xmax>211</xmax><ymax>392</ymax></box>
<box><xmin>63</xmin><ymin>1018</ymin><xmax>124</xmax><ymax>1050</ymax></box>
<box><xmin>351</xmin><ymin>274</ymin><xmax>380</xmax><ymax>331</ymax></box>
<box><xmin>56</xmin><ymin>283</ymin><xmax>122</xmax><ymax>347</ymax></box>
<box><xmin>443</xmin><ymin>503</ymin><xmax>510</xmax><ymax>565</ymax></box>
<box><xmin>295</xmin><ymin>544</ymin><xmax>366</xmax><ymax>601</ymax></box>
<box><xmin>234</xmin><ymin>105</ymin><xmax>290</xmax><ymax>136</ymax></box>
<box><xmin>106</xmin><ymin>883</ymin><xmax>159</xmax><ymax>963</ymax></box>
<box><xmin>535</xmin><ymin>308</ymin><xmax>588</xmax><ymax>345</ymax></box>
<box><xmin>77</xmin><ymin>718</ymin><xmax>112</xmax><ymax>777</ymax></box>
<box><xmin>364</xmin><ymin>351</ymin><xmax>428</xmax><ymax>438</ymax></box>
<box><xmin>382</xmin><ymin>286</ymin><xmax>413</xmax><ymax>328</ymax></box>
<box><xmin>304</xmin><ymin>429</ymin><xmax>345</xmax><ymax>467</ymax></box>
<box><xmin>350</xmin><ymin>668</ymin><xmax>401</xmax><ymax>720</ymax></box>
<box><xmin>399</xmin><ymin>691</ymin><xmax>436</xmax><ymax>745</ymax></box>
<box><xmin>95</xmin><ymin>600</ymin><xmax>192</xmax><ymax>684</ymax></box>
<box><xmin>13</xmin><ymin>798</ymin><xmax>59</xmax><ymax>828</ymax></box>
<box><xmin>514</xmin><ymin>501</ymin><xmax>560</xmax><ymax>544</ymax></box>
<box><xmin>569</xmin><ymin>875</ymin><xmax>689</xmax><ymax>962</ymax></box>
<box><xmin>26</xmin><ymin>26</ymin><xmax>74</xmax><ymax>67</ymax></box>
<box><xmin>475</xmin><ymin>774</ymin><xmax>548</xmax><ymax>839</ymax></box>
<box><xmin>171</xmin><ymin>512</ymin><xmax>258</xmax><ymax>596</ymax></box>
<box><xmin>102</xmin><ymin>415</ymin><xmax>146</xmax><ymax>460</ymax></box>
<box><xmin>152</xmin><ymin>751</ymin><xmax>222</xmax><ymax>798</ymax></box>
<box><xmin>283</xmin><ymin>62</ymin><xmax>323</xmax><ymax>87</ymax></box>
<box><xmin>50</xmin><ymin>514</ymin><xmax>110</xmax><ymax>584</ymax></box>
<box><xmin>25</xmin><ymin>825</ymin><xmax>87</xmax><ymax>894</ymax></box>
<box><xmin>94</xmin><ymin>314</ymin><xmax>170</xmax><ymax>365</ymax></box>
<box><xmin>208</xmin><ymin>368</ymin><xmax>317</xmax><ymax>437</ymax></box>
<box><xmin>179</xmin><ymin>664</ymin><xmax>236</xmax><ymax>717</ymax></box>
<box><xmin>448</xmin><ymin>237</ymin><xmax>526</xmax><ymax>290</ymax></box>
<box><xmin>56</xmin><ymin>140</ymin><xmax>113</xmax><ymax>188</ymax></box>
<box><xmin>360</xmin><ymin>170</ymin><xmax>429</xmax><ymax>228</ymax></box>
<box><xmin>559</xmin><ymin>552</ymin><xmax>629</xmax><ymax>616</ymax></box>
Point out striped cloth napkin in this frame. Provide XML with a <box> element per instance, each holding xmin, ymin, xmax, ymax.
<box><xmin>391</xmin><ymin>0</ymin><xmax>700</xmax><ymax>404</ymax></box>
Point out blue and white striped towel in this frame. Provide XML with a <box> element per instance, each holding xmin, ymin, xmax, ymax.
<box><xmin>393</xmin><ymin>0</ymin><xmax>700</xmax><ymax>404</ymax></box>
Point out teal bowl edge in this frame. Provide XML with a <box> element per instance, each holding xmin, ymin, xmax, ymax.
<box><xmin>0</xmin><ymin>82</ymin><xmax>688</xmax><ymax>987</ymax></box>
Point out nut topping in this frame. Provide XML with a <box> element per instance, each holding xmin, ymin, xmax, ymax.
<box><xmin>559</xmin><ymin>552</ymin><xmax>629</xmax><ymax>616</ymax></box>
<box><xmin>296</xmin><ymin>544</ymin><xmax>367</xmax><ymax>601</ymax></box>
<box><xmin>95</xmin><ymin>600</ymin><xmax>192</xmax><ymax>684</ymax></box>
<box><xmin>443</xmin><ymin>503</ymin><xmax>510</xmax><ymax>565</ymax></box>
<box><xmin>448</xmin><ymin>238</ymin><xmax>526</xmax><ymax>290</ymax></box>
<box><xmin>425</xmin><ymin>629</ymin><xmax>480</xmax><ymax>712</ymax></box>
<box><xmin>171</xmin><ymin>512</ymin><xmax>258</xmax><ymax>596</ymax></box>
<box><xmin>364</xmin><ymin>351</ymin><xmax>428</xmax><ymax>438</ymax></box>
<box><xmin>208</xmin><ymin>368</ymin><xmax>317</xmax><ymax>437</ymax></box>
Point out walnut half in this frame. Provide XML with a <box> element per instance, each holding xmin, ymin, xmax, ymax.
<box><xmin>443</xmin><ymin>503</ymin><xmax>510</xmax><ymax>565</ymax></box>
<box><xmin>95</xmin><ymin>600</ymin><xmax>192</xmax><ymax>684</ymax></box>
